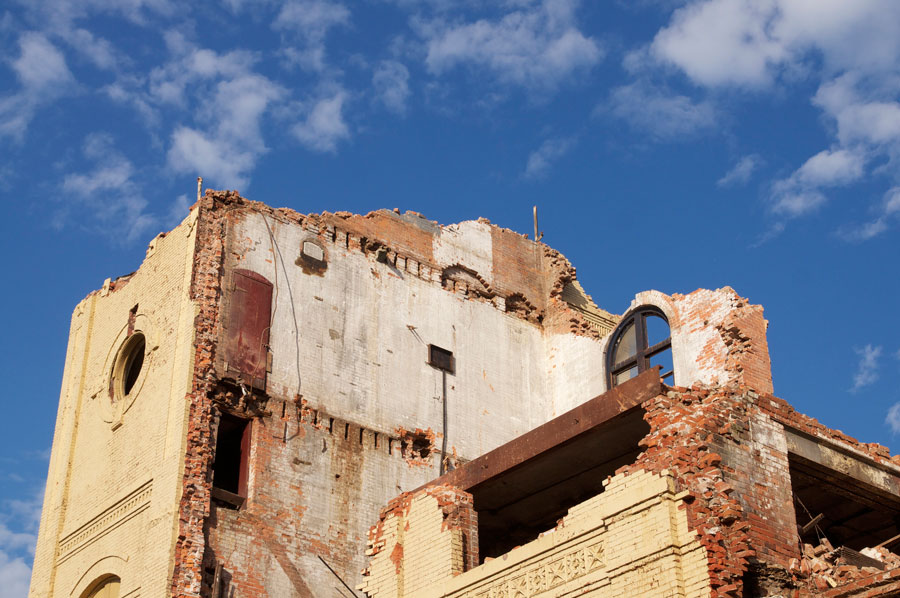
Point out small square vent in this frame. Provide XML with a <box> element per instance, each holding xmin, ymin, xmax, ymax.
<box><xmin>428</xmin><ymin>344</ymin><xmax>454</xmax><ymax>374</ymax></box>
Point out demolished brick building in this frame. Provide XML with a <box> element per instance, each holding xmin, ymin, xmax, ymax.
<box><xmin>29</xmin><ymin>190</ymin><xmax>900</xmax><ymax>598</ymax></box>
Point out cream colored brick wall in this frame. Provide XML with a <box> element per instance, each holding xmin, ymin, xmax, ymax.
<box><xmin>359</xmin><ymin>493</ymin><xmax>464</xmax><ymax>598</ymax></box>
<box><xmin>29</xmin><ymin>210</ymin><xmax>200</xmax><ymax>598</ymax></box>
<box><xmin>361</xmin><ymin>471</ymin><xmax>710</xmax><ymax>598</ymax></box>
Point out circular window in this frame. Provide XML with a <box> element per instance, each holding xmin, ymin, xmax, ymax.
<box><xmin>112</xmin><ymin>333</ymin><xmax>146</xmax><ymax>400</ymax></box>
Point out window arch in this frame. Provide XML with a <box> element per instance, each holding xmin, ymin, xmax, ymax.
<box><xmin>607</xmin><ymin>306</ymin><xmax>673</xmax><ymax>387</ymax></box>
<box><xmin>82</xmin><ymin>575</ymin><xmax>120</xmax><ymax>598</ymax></box>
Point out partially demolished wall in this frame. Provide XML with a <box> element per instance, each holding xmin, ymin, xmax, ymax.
<box><xmin>173</xmin><ymin>191</ymin><xmax>621</xmax><ymax>597</ymax></box>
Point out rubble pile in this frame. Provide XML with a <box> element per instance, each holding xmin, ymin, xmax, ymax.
<box><xmin>790</xmin><ymin>538</ymin><xmax>900</xmax><ymax>590</ymax></box>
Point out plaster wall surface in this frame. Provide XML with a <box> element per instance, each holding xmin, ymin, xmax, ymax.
<box><xmin>30</xmin><ymin>212</ymin><xmax>200</xmax><ymax>598</ymax></box>
<box><xmin>228</xmin><ymin>210</ymin><xmax>589</xmax><ymax>458</ymax></box>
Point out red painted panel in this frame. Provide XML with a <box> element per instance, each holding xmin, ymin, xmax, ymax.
<box><xmin>225</xmin><ymin>269</ymin><xmax>273</xmax><ymax>390</ymax></box>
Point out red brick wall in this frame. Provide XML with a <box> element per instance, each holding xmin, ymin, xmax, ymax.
<box><xmin>204</xmin><ymin>402</ymin><xmax>447</xmax><ymax>596</ymax></box>
<box><xmin>171</xmin><ymin>193</ymin><xmax>233</xmax><ymax>597</ymax></box>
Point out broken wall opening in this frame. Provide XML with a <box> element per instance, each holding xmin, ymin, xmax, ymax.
<box><xmin>473</xmin><ymin>407</ymin><xmax>649</xmax><ymax>560</ymax></box>
<box><xmin>789</xmin><ymin>453</ymin><xmax>900</xmax><ymax>551</ymax></box>
<box><xmin>212</xmin><ymin>412</ymin><xmax>251</xmax><ymax>508</ymax></box>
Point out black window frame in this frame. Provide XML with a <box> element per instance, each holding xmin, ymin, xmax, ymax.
<box><xmin>607</xmin><ymin>306</ymin><xmax>673</xmax><ymax>387</ymax></box>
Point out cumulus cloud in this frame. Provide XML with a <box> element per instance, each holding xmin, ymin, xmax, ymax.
<box><xmin>814</xmin><ymin>75</ymin><xmax>900</xmax><ymax>148</ymax></box>
<box><xmin>643</xmin><ymin>0</ymin><xmax>900</xmax><ymax>238</ymax></box>
<box><xmin>887</xmin><ymin>402</ymin><xmax>900</xmax><ymax>435</ymax></box>
<box><xmin>0</xmin><ymin>32</ymin><xmax>75</xmax><ymax>140</ymax></box>
<box><xmin>0</xmin><ymin>486</ymin><xmax>43</xmax><ymax>598</ymax></box>
<box><xmin>524</xmin><ymin>136</ymin><xmax>575</xmax><ymax>179</ymax></box>
<box><xmin>851</xmin><ymin>344</ymin><xmax>882</xmax><ymax>392</ymax></box>
<box><xmin>606</xmin><ymin>81</ymin><xmax>716</xmax><ymax>140</ymax></box>
<box><xmin>292</xmin><ymin>91</ymin><xmax>350</xmax><ymax>152</ymax></box>
<box><xmin>148</xmin><ymin>33</ymin><xmax>259</xmax><ymax>107</ymax></box>
<box><xmin>421</xmin><ymin>0</ymin><xmax>602</xmax><ymax>93</ymax></box>
<box><xmin>770</xmin><ymin>148</ymin><xmax>866</xmax><ymax>217</ymax></box>
<box><xmin>717</xmin><ymin>155</ymin><xmax>762</xmax><ymax>187</ymax></box>
<box><xmin>373</xmin><ymin>60</ymin><xmax>411</xmax><ymax>114</ymax></box>
<box><xmin>649</xmin><ymin>0</ymin><xmax>900</xmax><ymax>89</ymax></box>
<box><xmin>62</xmin><ymin>134</ymin><xmax>157</xmax><ymax>242</ymax></box>
<box><xmin>144</xmin><ymin>35</ymin><xmax>286</xmax><ymax>189</ymax></box>
<box><xmin>274</xmin><ymin>0</ymin><xmax>350</xmax><ymax>71</ymax></box>
<box><xmin>0</xmin><ymin>550</ymin><xmax>31</xmax><ymax>598</ymax></box>
<box><xmin>166</xmin><ymin>73</ymin><xmax>283</xmax><ymax>188</ymax></box>
<box><xmin>16</xmin><ymin>0</ymin><xmax>173</xmax><ymax>71</ymax></box>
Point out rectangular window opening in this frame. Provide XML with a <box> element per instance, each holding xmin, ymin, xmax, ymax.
<box><xmin>212</xmin><ymin>412</ymin><xmax>251</xmax><ymax>509</ymax></box>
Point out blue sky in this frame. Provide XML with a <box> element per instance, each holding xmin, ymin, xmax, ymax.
<box><xmin>2</xmin><ymin>0</ymin><xmax>900</xmax><ymax>594</ymax></box>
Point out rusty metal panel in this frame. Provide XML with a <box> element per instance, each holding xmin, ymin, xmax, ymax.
<box><xmin>224</xmin><ymin>269</ymin><xmax>273</xmax><ymax>390</ymax></box>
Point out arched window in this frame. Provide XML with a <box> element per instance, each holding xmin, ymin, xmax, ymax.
<box><xmin>83</xmin><ymin>576</ymin><xmax>120</xmax><ymax>598</ymax></box>
<box><xmin>607</xmin><ymin>306</ymin><xmax>673</xmax><ymax>387</ymax></box>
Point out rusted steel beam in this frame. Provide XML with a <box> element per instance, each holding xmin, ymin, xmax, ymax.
<box><xmin>423</xmin><ymin>368</ymin><xmax>663</xmax><ymax>492</ymax></box>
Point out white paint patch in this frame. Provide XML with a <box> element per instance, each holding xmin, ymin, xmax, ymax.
<box><xmin>433</xmin><ymin>221</ymin><xmax>494</xmax><ymax>285</ymax></box>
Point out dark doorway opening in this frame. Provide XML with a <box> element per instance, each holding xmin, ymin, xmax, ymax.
<box><xmin>213</xmin><ymin>412</ymin><xmax>251</xmax><ymax>507</ymax></box>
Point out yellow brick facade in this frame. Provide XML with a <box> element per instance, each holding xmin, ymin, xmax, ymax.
<box><xmin>360</xmin><ymin>471</ymin><xmax>711</xmax><ymax>598</ymax></box>
<box><xmin>29</xmin><ymin>210</ymin><xmax>200</xmax><ymax>598</ymax></box>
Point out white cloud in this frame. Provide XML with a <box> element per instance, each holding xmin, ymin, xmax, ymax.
<box><xmin>373</xmin><ymin>60</ymin><xmax>411</xmax><ymax>115</ymax></box>
<box><xmin>851</xmin><ymin>344</ymin><xmax>882</xmax><ymax>392</ymax></box>
<box><xmin>273</xmin><ymin>0</ymin><xmax>350</xmax><ymax>71</ymax></box>
<box><xmin>644</xmin><ymin>0</ymin><xmax>900</xmax><ymax>239</ymax></box>
<box><xmin>650</xmin><ymin>0</ymin><xmax>786</xmax><ymax>88</ymax></box>
<box><xmin>0</xmin><ymin>550</ymin><xmax>31</xmax><ymax>598</ymax></box>
<box><xmin>61</xmin><ymin>133</ymin><xmax>157</xmax><ymax>242</ymax></box>
<box><xmin>794</xmin><ymin>148</ymin><xmax>866</xmax><ymax>187</ymax></box>
<box><xmin>12</xmin><ymin>31</ymin><xmax>74</xmax><ymax>89</ymax></box>
<box><xmin>717</xmin><ymin>154</ymin><xmax>762</xmax><ymax>187</ymax></box>
<box><xmin>147</xmin><ymin>33</ymin><xmax>259</xmax><ymax>107</ymax></box>
<box><xmin>650</xmin><ymin>0</ymin><xmax>900</xmax><ymax>90</ymax></box>
<box><xmin>813</xmin><ymin>75</ymin><xmax>900</xmax><ymax>148</ymax></box>
<box><xmin>769</xmin><ymin>148</ymin><xmax>866</xmax><ymax>217</ymax></box>
<box><xmin>65</xmin><ymin>27</ymin><xmax>119</xmax><ymax>70</ymax></box>
<box><xmin>168</xmin><ymin>128</ymin><xmax>258</xmax><ymax>190</ymax></box>
<box><xmin>0</xmin><ymin>32</ymin><xmax>74</xmax><ymax>140</ymax></box>
<box><xmin>422</xmin><ymin>0</ymin><xmax>602</xmax><ymax>93</ymax></box>
<box><xmin>274</xmin><ymin>0</ymin><xmax>349</xmax><ymax>38</ymax></box>
<box><xmin>770</xmin><ymin>190</ymin><xmax>826</xmax><ymax>218</ymax></box>
<box><xmin>837</xmin><ymin>218</ymin><xmax>888</xmax><ymax>242</ymax></box>
<box><xmin>887</xmin><ymin>402</ymin><xmax>900</xmax><ymax>434</ymax></box>
<box><xmin>16</xmin><ymin>0</ymin><xmax>171</xmax><ymax>72</ymax></box>
<box><xmin>606</xmin><ymin>81</ymin><xmax>716</xmax><ymax>140</ymax></box>
<box><xmin>292</xmin><ymin>92</ymin><xmax>350</xmax><ymax>153</ymax></box>
<box><xmin>152</xmin><ymin>36</ymin><xmax>285</xmax><ymax>190</ymax></box>
<box><xmin>0</xmin><ymin>486</ymin><xmax>43</xmax><ymax>598</ymax></box>
<box><xmin>887</xmin><ymin>188</ymin><xmax>900</xmax><ymax>216</ymax></box>
<box><xmin>524</xmin><ymin>136</ymin><xmax>575</xmax><ymax>180</ymax></box>
<box><xmin>838</xmin><ymin>186</ymin><xmax>900</xmax><ymax>241</ymax></box>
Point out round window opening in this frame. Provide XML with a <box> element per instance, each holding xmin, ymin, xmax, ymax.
<box><xmin>113</xmin><ymin>333</ymin><xmax>146</xmax><ymax>400</ymax></box>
